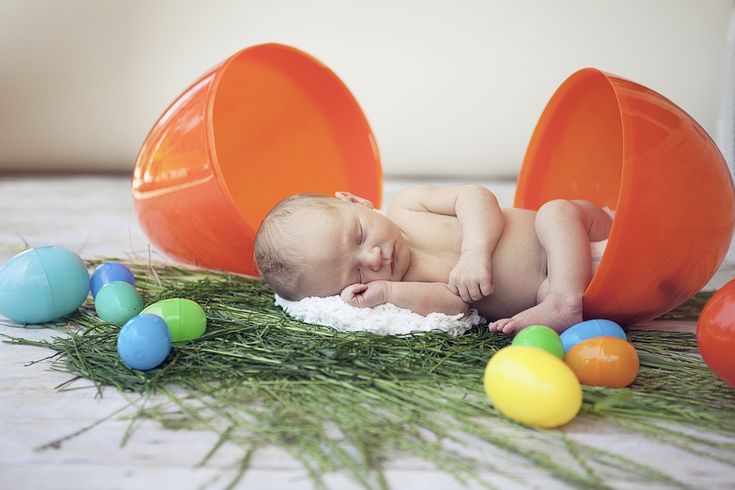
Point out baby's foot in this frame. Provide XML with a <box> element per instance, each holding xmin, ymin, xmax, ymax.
<box><xmin>488</xmin><ymin>292</ymin><xmax>583</xmax><ymax>336</ymax></box>
<box><xmin>488</xmin><ymin>318</ymin><xmax>514</xmax><ymax>333</ymax></box>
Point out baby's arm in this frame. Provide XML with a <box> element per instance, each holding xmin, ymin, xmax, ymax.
<box><xmin>390</xmin><ymin>184</ymin><xmax>504</xmax><ymax>302</ymax></box>
<box><xmin>341</xmin><ymin>281</ymin><xmax>468</xmax><ymax>316</ymax></box>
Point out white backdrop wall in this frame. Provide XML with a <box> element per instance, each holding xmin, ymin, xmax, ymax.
<box><xmin>0</xmin><ymin>0</ymin><xmax>732</xmax><ymax>177</ymax></box>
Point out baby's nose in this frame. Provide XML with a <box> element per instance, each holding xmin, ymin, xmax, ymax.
<box><xmin>365</xmin><ymin>247</ymin><xmax>382</xmax><ymax>271</ymax></box>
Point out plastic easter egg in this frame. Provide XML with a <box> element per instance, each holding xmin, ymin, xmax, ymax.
<box><xmin>511</xmin><ymin>325</ymin><xmax>564</xmax><ymax>359</ymax></box>
<box><xmin>90</xmin><ymin>262</ymin><xmax>135</xmax><ymax>298</ymax></box>
<box><xmin>95</xmin><ymin>281</ymin><xmax>144</xmax><ymax>325</ymax></box>
<box><xmin>697</xmin><ymin>278</ymin><xmax>735</xmax><ymax>387</ymax></box>
<box><xmin>0</xmin><ymin>246</ymin><xmax>89</xmax><ymax>324</ymax></box>
<box><xmin>117</xmin><ymin>314</ymin><xmax>171</xmax><ymax>370</ymax></box>
<box><xmin>560</xmin><ymin>319</ymin><xmax>626</xmax><ymax>353</ymax></box>
<box><xmin>141</xmin><ymin>298</ymin><xmax>206</xmax><ymax>342</ymax></box>
<box><xmin>483</xmin><ymin>346</ymin><xmax>582</xmax><ymax>428</ymax></box>
<box><xmin>564</xmin><ymin>336</ymin><xmax>639</xmax><ymax>388</ymax></box>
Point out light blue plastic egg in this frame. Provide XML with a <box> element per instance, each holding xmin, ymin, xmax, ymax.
<box><xmin>90</xmin><ymin>262</ymin><xmax>135</xmax><ymax>298</ymax></box>
<box><xmin>95</xmin><ymin>281</ymin><xmax>144</xmax><ymax>325</ymax></box>
<box><xmin>117</xmin><ymin>314</ymin><xmax>171</xmax><ymax>370</ymax></box>
<box><xmin>0</xmin><ymin>246</ymin><xmax>90</xmax><ymax>324</ymax></box>
<box><xmin>560</xmin><ymin>319</ymin><xmax>627</xmax><ymax>353</ymax></box>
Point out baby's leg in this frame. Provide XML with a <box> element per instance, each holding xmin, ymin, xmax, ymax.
<box><xmin>490</xmin><ymin>200</ymin><xmax>612</xmax><ymax>335</ymax></box>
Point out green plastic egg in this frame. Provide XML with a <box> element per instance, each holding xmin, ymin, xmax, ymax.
<box><xmin>95</xmin><ymin>281</ymin><xmax>144</xmax><ymax>325</ymax></box>
<box><xmin>141</xmin><ymin>298</ymin><xmax>206</xmax><ymax>342</ymax></box>
<box><xmin>511</xmin><ymin>325</ymin><xmax>564</xmax><ymax>359</ymax></box>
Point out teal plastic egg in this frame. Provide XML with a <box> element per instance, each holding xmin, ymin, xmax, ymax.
<box><xmin>95</xmin><ymin>281</ymin><xmax>144</xmax><ymax>325</ymax></box>
<box><xmin>0</xmin><ymin>246</ymin><xmax>89</xmax><ymax>324</ymax></box>
<box><xmin>512</xmin><ymin>325</ymin><xmax>564</xmax><ymax>359</ymax></box>
<box><xmin>141</xmin><ymin>298</ymin><xmax>206</xmax><ymax>342</ymax></box>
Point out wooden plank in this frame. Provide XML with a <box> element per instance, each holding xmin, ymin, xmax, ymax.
<box><xmin>630</xmin><ymin>320</ymin><xmax>697</xmax><ymax>333</ymax></box>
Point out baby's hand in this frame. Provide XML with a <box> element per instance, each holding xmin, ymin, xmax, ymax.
<box><xmin>340</xmin><ymin>281</ymin><xmax>389</xmax><ymax>308</ymax></box>
<box><xmin>448</xmin><ymin>250</ymin><xmax>494</xmax><ymax>303</ymax></box>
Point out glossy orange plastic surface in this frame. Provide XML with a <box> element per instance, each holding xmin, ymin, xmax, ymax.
<box><xmin>132</xmin><ymin>44</ymin><xmax>381</xmax><ymax>275</ymax></box>
<box><xmin>564</xmin><ymin>336</ymin><xmax>639</xmax><ymax>388</ymax></box>
<box><xmin>697</xmin><ymin>277</ymin><xmax>735</xmax><ymax>388</ymax></box>
<box><xmin>515</xmin><ymin>68</ymin><xmax>735</xmax><ymax>326</ymax></box>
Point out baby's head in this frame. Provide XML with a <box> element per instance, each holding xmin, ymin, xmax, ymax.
<box><xmin>254</xmin><ymin>192</ymin><xmax>409</xmax><ymax>300</ymax></box>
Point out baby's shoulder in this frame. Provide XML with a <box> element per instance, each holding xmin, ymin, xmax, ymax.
<box><xmin>386</xmin><ymin>186</ymin><xmax>427</xmax><ymax>213</ymax></box>
<box><xmin>386</xmin><ymin>185</ymin><xmax>446</xmax><ymax>221</ymax></box>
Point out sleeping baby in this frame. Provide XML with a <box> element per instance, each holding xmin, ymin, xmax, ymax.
<box><xmin>253</xmin><ymin>185</ymin><xmax>612</xmax><ymax>335</ymax></box>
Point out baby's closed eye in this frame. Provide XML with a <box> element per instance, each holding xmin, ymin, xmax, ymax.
<box><xmin>358</xmin><ymin>221</ymin><xmax>365</xmax><ymax>244</ymax></box>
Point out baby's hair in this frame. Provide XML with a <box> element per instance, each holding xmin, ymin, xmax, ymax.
<box><xmin>254</xmin><ymin>193</ymin><xmax>337</xmax><ymax>300</ymax></box>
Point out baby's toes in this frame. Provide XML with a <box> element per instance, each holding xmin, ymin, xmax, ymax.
<box><xmin>490</xmin><ymin>318</ymin><xmax>510</xmax><ymax>333</ymax></box>
<box><xmin>501</xmin><ymin>320</ymin><xmax>521</xmax><ymax>336</ymax></box>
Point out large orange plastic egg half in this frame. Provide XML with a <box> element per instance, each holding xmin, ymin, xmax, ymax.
<box><xmin>564</xmin><ymin>336</ymin><xmax>639</xmax><ymax>388</ymax></box>
<box><xmin>697</xmin><ymin>278</ymin><xmax>735</xmax><ymax>388</ymax></box>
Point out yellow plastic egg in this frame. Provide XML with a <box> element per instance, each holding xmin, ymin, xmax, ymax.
<box><xmin>483</xmin><ymin>346</ymin><xmax>582</xmax><ymax>428</ymax></box>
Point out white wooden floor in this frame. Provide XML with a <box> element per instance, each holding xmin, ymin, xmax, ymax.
<box><xmin>1</xmin><ymin>174</ymin><xmax>734</xmax><ymax>490</ymax></box>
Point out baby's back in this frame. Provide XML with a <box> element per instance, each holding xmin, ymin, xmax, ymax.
<box><xmin>394</xmin><ymin>208</ymin><xmax>547</xmax><ymax>320</ymax></box>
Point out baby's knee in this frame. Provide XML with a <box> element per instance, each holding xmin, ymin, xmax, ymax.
<box><xmin>570</xmin><ymin>200</ymin><xmax>613</xmax><ymax>239</ymax></box>
<box><xmin>536</xmin><ymin>199</ymin><xmax>582</xmax><ymax>224</ymax></box>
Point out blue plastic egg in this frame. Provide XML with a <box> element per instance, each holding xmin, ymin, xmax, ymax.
<box><xmin>90</xmin><ymin>262</ymin><xmax>135</xmax><ymax>298</ymax></box>
<box><xmin>117</xmin><ymin>314</ymin><xmax>171</xmax><ymax>370</ymax></box>
<box><xmin>0</xmin><ymin>246</ymin><xmax>89</xmax><ymax>324</ymax></box>
<box><xmin>560</xmin><ymin>319</ymin><xmax>627</xmax><ymax>353</ymax></box>
<box><xmin>95</xmin><ymin>281</ymin><xmax>144</xmax><ymax>325</ymax></box>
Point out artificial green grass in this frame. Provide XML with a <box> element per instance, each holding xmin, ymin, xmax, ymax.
<box><xmin>5</xmin><ymin>262</ymin><xmax>734</xmax><ymax>489</ymax></box>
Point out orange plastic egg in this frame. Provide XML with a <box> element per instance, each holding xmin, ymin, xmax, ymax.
<box><xmin>564</xmin><ymin>336</ymin><xmax>639</xmax><ymax>388</ymax></box>
<box><xmin>132</xmin><ymin>43</ymin><xmax>381</xmax><ymax>275</ymax></box>
<box><xmin>514</xmin><ymin>68</ymin><xmax>735</xmax><ymax>326</ymax></box>
<box><xmin>697</xmin><ymin>278</ymin><xmax>735</xmax><ymax>388</ymax></box>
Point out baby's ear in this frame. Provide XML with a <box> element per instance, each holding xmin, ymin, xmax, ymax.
<box><xmin>335</xmin><ymin>191</ymin><xmax>374</xmax><ymax>209</ymax></box>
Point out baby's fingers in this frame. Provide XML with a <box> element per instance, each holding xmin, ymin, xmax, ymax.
<box><xmin>459</xmin><ymin>284</ymin><xmax>476</xmax><ymax>303</ymax></box>
<box><xmin>467</xmin><ymin>282</ymin><xmax>483</xmax><ymax>302</ymax></box>
<box><xmin>447</xmin><ymin>274</ymin><xmax>460</xmax><ymax>296</ymax></box>
<box><xmin>340</xmin><ymin>283</ymin><xmax>367</xmax><ymax>301</ymax></box>
<box><xmin>479</xmin><ymin>279</ymin><xmax>494</xmax><ymax>297</ymax></box>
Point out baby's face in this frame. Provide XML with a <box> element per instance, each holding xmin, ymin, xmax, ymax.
<box><xmin>290</xmin><ymin>201</ymin><xmax>410</xmax><ymax>297</ymax></box>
